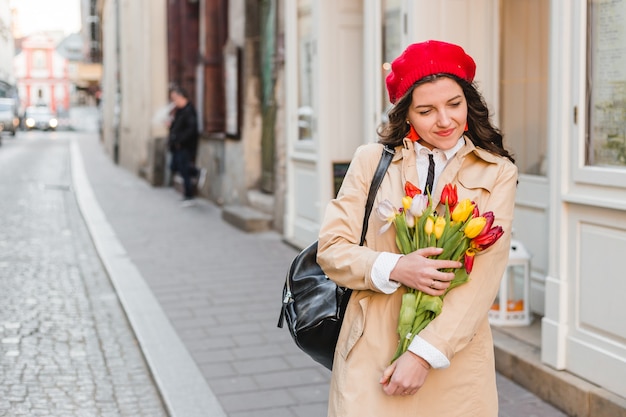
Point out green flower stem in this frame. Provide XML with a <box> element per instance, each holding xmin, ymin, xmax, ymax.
<box><xmin>437</xmin><ymin>232</ymin><xmax>465</xmax><ymax>260</ymax></box>
<box><xmin>445</xmin><ymin>268</ymin><xmax>470</xmax><ymax>294</ymax></box>
<box><xmin>438</xmin><ymin>220</ymin><xmax>464</xmax><ymax>248</ymax></box>
<box><xmin>394</xmin><ymin>215</ymin><xmax>413</xmax><ymax>254</ymax></box>
<box><xmin>450</xmin><ymin>237</ymin><xmax>471</xmax><ymax>262</ymax></box>
<box><xmin>417</xmin><ymin>206</ymin><xmax>434</xmax><ymax>249</ymax></box>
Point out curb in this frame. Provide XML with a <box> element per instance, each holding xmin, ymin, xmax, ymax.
<box><xmin>70</xmin><ymin>140</ymin><xmax>227</xmax><ymax>417</ymax></box>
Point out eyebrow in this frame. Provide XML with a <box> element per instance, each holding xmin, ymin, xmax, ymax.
<box><xmin>414</xmin><ymin>94</ymin><xmax>464</xmax><ymax>109</ymax></box>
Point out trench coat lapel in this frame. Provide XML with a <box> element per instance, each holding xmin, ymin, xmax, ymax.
<box><xmin>400</xmin><ymin>138</ymin><xmax>419</xmax><ymax>191</ymax></box>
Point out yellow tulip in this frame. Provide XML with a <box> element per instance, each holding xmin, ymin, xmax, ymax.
<box><xmin>451</xmin><ymin>199</ymin><xmax>475</xmax><ymax>223</ymax></box>
<box><xmin>402</xmin><ymin>196</ymin><xmax>413</xmax><ymax>211</ymax></box>
<box><xmin>434</xmin><ymin>216</ymin><xmax>446</xmax><ymax>240</ymax></box>
<box><xmin>464</xmin><ymin>216</ymin><xmax>487</xmax><ymax>239</ymax></box>
<box><xmin>424</xmin><ymin>216</ymin><xmax>434</xmax><ymax>236</ymax></box>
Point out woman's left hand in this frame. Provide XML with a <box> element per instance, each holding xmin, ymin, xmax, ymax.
<box><xmin>379</xmin><ymin>351</ymin><xmax>430</xmax><ymax>396</ymax></box>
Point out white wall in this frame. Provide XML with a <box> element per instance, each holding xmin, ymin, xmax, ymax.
<box><xmin>543</xmin><ymin>0</ymin><xmax>626</xmax><ymax>398</ymax></box>
<box><xmin>0</xmin><ymin>0</ymin><xmax>15</xmax><ymax>85</ymax></box>
<box><xmin>99</xmin><ymin>0</ymin><xmax>168</xmax><ymax>174</ymax></box>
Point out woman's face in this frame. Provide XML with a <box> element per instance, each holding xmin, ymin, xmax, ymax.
<box><xmin>406</xmin><ymin>77</ymin><xmax>468</xmax><ymax>151</ymax></box>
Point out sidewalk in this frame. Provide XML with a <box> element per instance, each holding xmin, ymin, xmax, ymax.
<box><xmin>73</xmin><ymin>130</ymin><xmax>570</xmax><ymax>417</ymax></box>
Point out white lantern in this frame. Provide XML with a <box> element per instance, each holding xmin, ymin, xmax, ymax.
<box><xmin>488</xmin><ymin>239</ymin><xmax>532</xmax><ymax>326</ymax></box>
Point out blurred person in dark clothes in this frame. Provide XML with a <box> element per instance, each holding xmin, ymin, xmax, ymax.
<box><xmin>168</xmin><ymin>85</ymin><xmax>206</xmax><ymax>205</ymax></box>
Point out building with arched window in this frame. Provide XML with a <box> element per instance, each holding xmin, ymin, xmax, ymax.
<box><xmin>14</xmin><ymin>33</ymin><xmax>70</xmax><ymax>114</ymax></box>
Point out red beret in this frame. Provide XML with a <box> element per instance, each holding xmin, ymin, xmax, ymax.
<box><xmin>385</xmin><ymin>40</ymin><xmax>476</xmax><ymax>104</ymax></box>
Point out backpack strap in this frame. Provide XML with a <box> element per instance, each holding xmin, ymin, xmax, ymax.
<box><xmin>360</xmin><ymin>144</ymin><xmax>395</xmax><ymax>245</ymax></box>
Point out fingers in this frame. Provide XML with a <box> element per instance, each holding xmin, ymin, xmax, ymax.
<box><xmin>415</xmin><ymin>246</ymin><xmax>444</xmax><ymax>257</ymax></box>
<box><xmin>380</xmin><ymin>363</ymin><xmax>401</xmax><ymax>396</ymax></box>
<box><xmin>380</xmin><ymin>352</ymin><xmax>430</xmax><ymax>396</ymax></box>
<box><xmin>381</xmin><ymin>364</ymin><xmax>406</xmax><ymax>396</ymax></box>
<box><xmin>411</xmin><ymin>248</ymin><xmax>463</xmax><ymax>277</ymax></box>
<box><xmin>416</xmin><ymin>257</ymin><xmax>460</xmax><ymax>295</ymax></box>
<box><xmin>430</xmin><ymin>267</ymin><xmax>456</xmax><ymax>282</ymax></box>
<box><xmin>434</xmin><ymin>259</ymin><xmax>464</xmax><ymax>273</ymax></box>
<box><xmin>389</xmin><ymin>248</ymin><xmax>462</xmax><ymax>291</ymax></box>
<box><xmin>421</xmin><ymin>278</ymin><xmax>448</xmax><ymax>295</ymax></box>
<box><xmin>379</xmin><ymin>362</ymin><xmax>395</xmax><ymax>386</ymax></box>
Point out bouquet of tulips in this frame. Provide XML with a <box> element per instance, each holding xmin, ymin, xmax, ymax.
<box><xmin>376</xmin><ymin>182</ymin><xmax>504</xmax><ymax>363</ymax></box>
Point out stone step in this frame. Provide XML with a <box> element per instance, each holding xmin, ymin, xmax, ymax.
<box><xmin>247</xmin><ymin>189</ymin><xmax>274</xmax><ymax>215</ymax></box>
<box><xmin>493</xmin><ymin>327</ymin><xmax>626</xmax><ymax>417</ymax></box>
<box><xmin>221</xmin><ymin>205</ymin><xmax>272</xmax><ymax>233</ymax></box>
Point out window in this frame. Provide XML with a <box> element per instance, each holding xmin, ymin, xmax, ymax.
<box><xmin>381</xmin><ymin>0</ymin><xmax>403</xmax><ymax>122</ymax></box>
<box><xmin>32</xmin><ymin>50</ymin><xmax>46</xmax><ymax>69</ymax></box>
<box><xmin>586</xmin><ymin>0</ymin><xmax>626</xmax><ymax>168</ymax></box>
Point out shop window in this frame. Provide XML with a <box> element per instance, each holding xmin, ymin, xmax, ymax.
<box><xmin>586</xmin><ymin>0</ymin><xmax>626</xmax><ymax>168</ymax></box>
<box><xmin>499</xmin><ymin>0</ymin><xmax>549</xmax><ymax>176</ymax></box>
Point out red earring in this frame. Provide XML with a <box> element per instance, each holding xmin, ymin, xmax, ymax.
<box><xmin>407</xmin><ymin>123</ymin><xmax>420</xmax><ymax>141</ymax></box>
<box><xmin>464</xmin><ymin>122</ymin><xmax>469</xmax><ymax>132</ymax></box>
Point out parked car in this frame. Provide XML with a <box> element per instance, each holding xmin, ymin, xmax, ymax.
<box><xmin>24</xmin><ymin>106</ymin><xmax>58</xmax><ymax>131</ymax></box>
<box><xmin>0</xmin><ymin>98</ymin><xmax>19</xmax><ymax>136</ymax></box>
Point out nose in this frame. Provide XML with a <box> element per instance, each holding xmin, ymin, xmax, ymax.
<box><xmin>436</xmin><ymin>109</ymin><xmax>451</xmax><ymax>127</ymax></box>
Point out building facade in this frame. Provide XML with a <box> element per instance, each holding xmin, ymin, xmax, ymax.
<box><xmin>100</xmin><ymin>0</ymin><xmax>286</xmax><ymax>228</ymax></box>
<box><xmin>282</xmin><ymin>0</ymin><xmax>626</xmax><ymax>404</ymax></box>
<box><xmin>165</xmin><ymin>0</ymin><xmax>285</xmax><ymax>224</ymax></box>
<box><xmin>0</xmin><ymin>0</ymin><xmax>14</xmax><ymax>94</ymax></box>
<box><xmin>97</xmin><ymin>0</ymin><xmax>169</xmax><ymax>183</ymax></box>
<box><xmin>13</xmin><ymin>34</ymin><xmax>70</xmax><ymax>113</ymax></box>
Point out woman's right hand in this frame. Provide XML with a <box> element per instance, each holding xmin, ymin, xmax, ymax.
<box><xmin>389</xmin><ymin>247</ymin><xmax>461</xmax><ymax>296</ymax></box>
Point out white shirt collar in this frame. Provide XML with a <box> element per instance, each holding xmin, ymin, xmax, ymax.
<box><xmin>414</xmin><ymin>136</ymin><xmax>466</xmax><ymax>161</ymax></box>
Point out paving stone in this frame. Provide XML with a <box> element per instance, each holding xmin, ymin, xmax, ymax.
<box><xmin>219</xmin><ymin>388</ymin><xmax>297</xmax><ymax>412</ymax></box>
<box><xmin>0</xmin><ymin>133</ymin><xmax>168</xmax><ymax>416</ymax></box>
<box><xmin>253</xmin><ymin>368</ymin><xmax>328</xmax><ymax>390</ymax></box>
<box><xmin>230</xmin><ymin>407</ymin><xmax>296</xmax><ymax>417</ymax></box>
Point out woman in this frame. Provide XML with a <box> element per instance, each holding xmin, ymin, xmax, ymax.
<box><xmin>317</xmin><ymin>40</ymin><xmax>518</xmax><ymax>416</ymax></box>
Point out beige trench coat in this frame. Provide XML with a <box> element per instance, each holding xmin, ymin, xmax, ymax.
<box><xmin>318</xmin><ymin>138</ymin><xmax>518</xmax><ymax>417</ymax></box>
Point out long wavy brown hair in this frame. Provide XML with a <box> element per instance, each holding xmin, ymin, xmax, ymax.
<box><xmin>378</xmin><ymin>74</ymin><xmax>515</xmax><ymax>163</ymax></box>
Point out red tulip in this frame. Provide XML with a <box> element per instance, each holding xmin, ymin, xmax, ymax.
<box><xmin>464</xmin><ymin>249</ymin><xmax>476</xmax><ymax>274</ymax></box>
<box><xmin>471</xmin><ymin>203</ymin><xmax>480</xmax><ymax>219</ymax></box>
<box><xmin>405</xmin><ymin>181</ymin><xmax>421</xmax><ymax>198</ymax></box>
<box><xmin>440</xmin><ymin>183</ymin><xmax>458</xmax><ymax>209</ymax></box>
<box><xmin>475</xmin><ymin>212</ymin><xmax>495</xmax><ymax>237</ymax></box>
<box><xmin>471</xmin><ymin>226</ymin><xmax>504</xmax><ymax>250</ymax></box>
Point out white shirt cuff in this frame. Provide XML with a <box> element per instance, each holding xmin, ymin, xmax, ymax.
<box><xmin>371</xmin><ymin>252</ymin><xmax>403</xmax><ymax>294</ymax></box>
<box><xmin>408</xmin><ymin>335</ymin><xmax>450</xmax><ymax>369</ymax></box>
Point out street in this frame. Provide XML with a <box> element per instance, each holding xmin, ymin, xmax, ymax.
<box><xmin>0</xmin><ymin>120</ymin><xmax>569</xmax><ymax>416</ymax></box>
<box><xmin>0</xmin><ymin>130</ymin><xmax>167</xmax><ymax>416</ymax></box>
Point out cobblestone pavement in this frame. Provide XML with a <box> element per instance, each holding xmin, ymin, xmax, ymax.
<box><xmin>72</xmin><ymin>117</ymin><xmax>569</xmax><ymax>417</ymax></box>
<box><xmin>0</xmin><ymin>132</ymin><xmax>168</xmax><ymax>416</ymax></box>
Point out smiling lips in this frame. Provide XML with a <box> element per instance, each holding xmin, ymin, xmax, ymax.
<box><xmin>436</xmin><ymin>128</ymin><xmax>456</xmax><ymax>137</ymax></box>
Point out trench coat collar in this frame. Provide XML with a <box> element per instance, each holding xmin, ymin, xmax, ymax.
<box><xmin>395</xmin><ymin>136</ymin><xmax>500</xmax><ymax>202</ymax></box>
<box><xmin>398</xmin><ymin>138</ymin><xmax>419</xmax><ymax>191</ymax></box>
